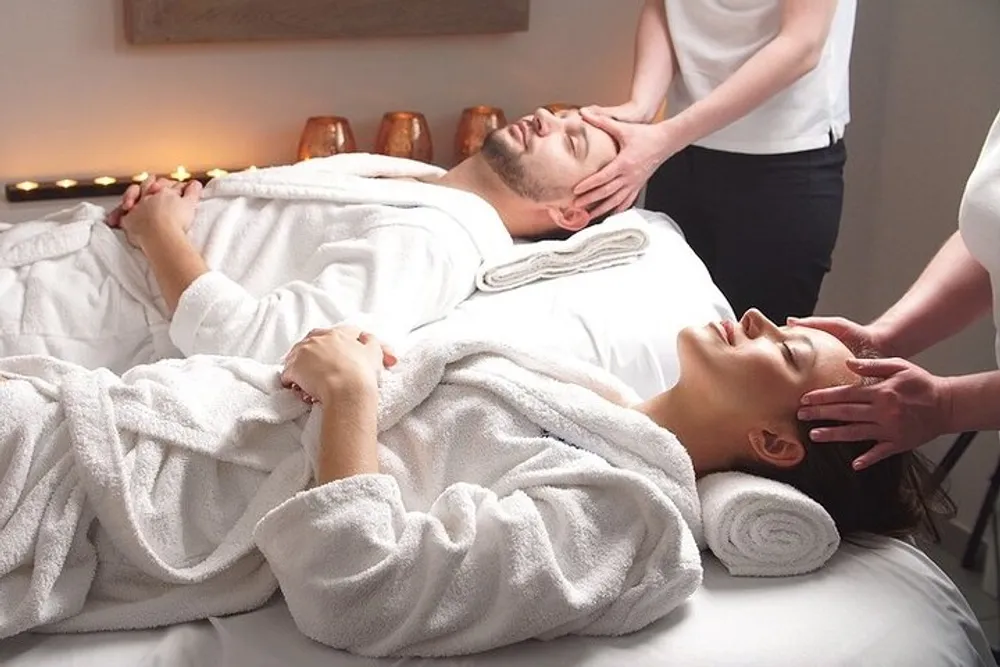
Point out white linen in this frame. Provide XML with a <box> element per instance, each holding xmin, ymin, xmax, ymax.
<box><xmin>0</xmin><ymin>334</ymin><xmax>703</xmax><ymax>657</ymax></box>
<box><xmin>416</xmin><ymin>210</ymin><xmax>734</xmax><ymax>399</ymax></box>
<box><xmin>0</xmin><ymin>153</ymin><xmax>511</xmax><ymax>373</ymax></box>
<box><xmin>2</xmin><ymin>539</ymin><xmax>992</xmax><ymax>667</ymax></box>
<box><xmin>475</xmin><ymin>209</ymin><xmax>650</xmax><ymax>292</ymax></box>
<box><xmin>698</xmin><ymin>472</ymin><xmax>840</xmax><ymax>577</ymax></box>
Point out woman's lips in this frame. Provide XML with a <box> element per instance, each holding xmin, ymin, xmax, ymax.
<box><xmin>711</xmin><ymin>321</ymin><xmax>728</xmax><ymax>344</ymax></box>
<box><xmin>714</xmin><ymin>320</ymin><xmax>735</xmax><ymax>345</ymax></box>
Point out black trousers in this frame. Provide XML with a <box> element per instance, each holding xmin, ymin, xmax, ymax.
<box><xmin>644</xmin><ymin>140</ymin><xmax>846</xmax><ymax>322</ymax></box>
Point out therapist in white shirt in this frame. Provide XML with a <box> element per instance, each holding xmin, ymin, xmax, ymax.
<box><xmin>794</xmin><ymin>109</ymin><xmax>1000</xmax><ymax>471</ymax></box>
<box><xmin>575</xmin><ymin>0</ymin><xmax>857</xmax><ymax>322</ymax></box>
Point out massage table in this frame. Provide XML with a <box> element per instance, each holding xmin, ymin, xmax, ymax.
<box><xmin>1</xmin><ymin>211</ymin><xmax>993</xmax><ymax>667</ymax></box>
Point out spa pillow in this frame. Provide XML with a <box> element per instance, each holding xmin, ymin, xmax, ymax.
<box><xmin>415</xmin><ymin>209</ymin><xmax>734</xmax><ymax>399</ymax></box>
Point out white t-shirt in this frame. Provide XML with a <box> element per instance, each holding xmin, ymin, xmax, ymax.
<box><xmin>958</xmin><ymin>110</ymin><xmax>1000</xmax><ymax>363</ymax></box>
<box><xmin>664</xmin><ymin>0</ymin><xmax>857</xmax><ymax>155</ymax></box>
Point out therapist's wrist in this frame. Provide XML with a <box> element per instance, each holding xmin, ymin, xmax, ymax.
<box><xmin>866</xmin><ymin>318</ymin><xmax>916</xmax><ymax>359</ymax></box>
<box><xmin>658</xmin><ymin>116</ymin><xmax>697</xmax><ymax>158</ymax></box>
<box><xmin>628</xmin><ymin>95</ymin><xmax>663</xmax><ymax>123</ymax></box>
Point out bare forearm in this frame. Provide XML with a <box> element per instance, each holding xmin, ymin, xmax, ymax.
<box><xmin>316</xmin><ymin>385</ymin><xmax>379</xmax><ymax>484</ymax></box>
<box><xmin>668</xmin><ymin>35</ymin><xmax>822</xmax><ymax>148</ymax></box>
<box><xmin>630</xmin><ymin>0</ymin><xmax>675</xmax><ymax>121</ymax></box>
<box><xmin>944</xmin><ymin>371</ymin><xmax>1000</xmax><ymax>434</ymax></box>
<box><xmin>873</xmin><ymin>231</ymin><xmax>992</xmax><ymax>358</ymax></box>
<box><xmin>667</xmin><ymin>0</ymin><xmax>836</xmax><ymax>148</ymax></box>
<box><xmin>139</xmin><ymin>226</ymin><xmax>209</xmax><ymax>313</ymax></box>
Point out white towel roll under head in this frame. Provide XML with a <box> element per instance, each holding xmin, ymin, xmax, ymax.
<box><xmin>698</xmin><ymin>471</ymin><xmax>841</xmax><ymax>577</ymax></box>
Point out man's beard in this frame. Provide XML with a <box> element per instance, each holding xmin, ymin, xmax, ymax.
<box><xmin>480</xmin><ymin>130</ymin><xmax>559</xmax><ymax>202</ymax></box>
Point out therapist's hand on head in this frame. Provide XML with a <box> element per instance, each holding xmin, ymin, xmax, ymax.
<box><xmin>580</xmin><ymin>101</ymin><xmax>653</xmax><ymax>125</ymax></box>
<box><xmin>572</xmin><ymin>110</ymin><xmax>682</xmax><ymax>219</ymax></box>
<box><xmin>787</xmin><ymin>315</ymin><xmax>891</xmax><ymax>357</ymax></box>
<box><xmin>797</xmin><ymin>356</ymin><xmax>954</xmax><ymax>471</ymax></box>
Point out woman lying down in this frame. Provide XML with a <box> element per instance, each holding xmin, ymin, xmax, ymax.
<box><xmin>0</xmin><ymin>309</ymin><xmax>931</xmax><ymax>657</ymax></box>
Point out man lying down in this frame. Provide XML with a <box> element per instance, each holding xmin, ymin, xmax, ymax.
<box><xmin>0</xmin><ymin>107</ymin><xmax>616</xmax><ymax>373</ymax></box>
<box><xmin>0</xmin><ymin>309</ymin><xmax>932</xmax><ymax>657</ymax></box>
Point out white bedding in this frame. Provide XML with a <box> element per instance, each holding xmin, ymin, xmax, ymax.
<box><xmin>412</xmin><ymin>209</ymin><xmax>735</xmax><ymax>400</ymax></box>
<box><xmin>0</xmin><ymin>210</ymin><xmax>993</xmax><ymax>666</ymax></box>
<box><xmin>1</xmin><ymin>540</ymin><xmax>991</xmax><ymax>667</ymax></box>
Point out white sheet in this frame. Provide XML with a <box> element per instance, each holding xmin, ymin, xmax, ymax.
<box><xmin>1</xmin><ymin>539</ymin><xmax>992</xmax><ymax>667</ymax></box>
<box><xmin>412</xmin><ymin>210</ymin><xmax>734</xmax><ymax>400</ymax></box>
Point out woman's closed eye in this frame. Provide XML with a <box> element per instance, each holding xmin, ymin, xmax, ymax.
<box><xmin>781</xmin><ymin>341</ymin><xmax>798</xmax><ymax>370</ymax></box>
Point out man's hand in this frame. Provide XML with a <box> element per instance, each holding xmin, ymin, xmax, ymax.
<box><xmin>797</xmin><ymin>357</ymin><xmax>954</xmax><ymax>470</ymax></box>
<box><xmin>280</xmin><ymin>326</ymin><xmax>397</xmax><ymax>405</ymax></box>
<box><xmin>119</xmin><ymin>179</ymin><xmax>203</xmax><ymax>251</ymax></box>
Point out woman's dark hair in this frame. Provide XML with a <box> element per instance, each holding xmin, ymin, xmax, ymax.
<box><xmin>739</xmin><ymin>421</ymin><xmax>955</xmax><ymax>539</ymax></box>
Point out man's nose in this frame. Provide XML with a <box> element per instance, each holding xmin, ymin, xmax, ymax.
<box><xmin>533</xmin><ymin>108</ymin><xmax>556</xmax><ymax>135</ymax></box>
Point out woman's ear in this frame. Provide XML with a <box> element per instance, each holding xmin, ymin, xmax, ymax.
<box><xmin>546</xmin><ymin>205</ymin><xmax>590</xmax><ymax>232</ymax></box>
<box><xmin>747</xmin><ymin>428</ymin><xmax>805</xmax><ymax>469</ymax></box>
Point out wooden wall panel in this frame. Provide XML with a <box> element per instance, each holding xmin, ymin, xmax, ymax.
<box><xmin>124</xmin><ymin>0</ymin><xmax>530</xmax><ymax>45</ymax></box>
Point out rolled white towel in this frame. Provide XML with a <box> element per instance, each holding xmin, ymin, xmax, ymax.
<box><xmin>698</xmin><ymin>471</ymin><xmax>840</xmax><ymax>577</ymax></box>
<box><xmin>475</xmin><ymin>209</ymin><xmax>650</xmax><ymax>292</ymax></box>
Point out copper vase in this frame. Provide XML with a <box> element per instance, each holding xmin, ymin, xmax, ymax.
<box><xmin>297</xmin><ymin>116</ymin><xmax>357</xmax><ymax>161</ymax></box>
<box><xmin>454</xmin><ymin>105</ymin><xmax>507</xmax><ymax>162</ymax></box>
<box><xmin>543</xmin><ymin>102</ymin><xmax>579</xmax><ymax>114</ymax></box>
<box><xmin>374</xmin><ymin>111</ymin><xmax>433</xmax><ymax>163</ymax></box>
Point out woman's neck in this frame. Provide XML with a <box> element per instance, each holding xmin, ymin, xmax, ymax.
<box><xmin>635</xmin><ymin>385</ymin><xmax>739</xmax><ymax>476</ymax></box>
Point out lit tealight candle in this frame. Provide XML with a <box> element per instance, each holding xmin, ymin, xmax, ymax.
<box><xmin>171</xmin><ymin>166</ymin><xmax>191</xmax><ymax>181</ymax></box>
<box><xmin>132</xmin><ymin>172</ymin><xmax>150</xmax><ymax>183</ymax></box>
<box><xmin>14</xmin><ymin>181</ymin><xmax>40</xmax><ymax>192</ymax></box>
<box><xmin>55</xmin><ymin>179</ymin><xmax>78</xmax><ymax>189</ymax></box>
<box><xmin>205</xmin><ymin>168</ymin><xmax>228</xmax><ymax>179</ymax></box>
<box><xmin>94</xmin><ymin>176</ymin><xmax>117</xmax><ymax>187</ymax></box>
<box><xmin>247</xmin><ymin>165</ymin><xmax>258</xmax><ymax>171</ymax></box>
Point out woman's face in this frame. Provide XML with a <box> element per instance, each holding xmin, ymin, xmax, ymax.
<box><xmin>676</xmin><ymin>309</ymin><xmax>856</xmax><ymax>434</ymax></box>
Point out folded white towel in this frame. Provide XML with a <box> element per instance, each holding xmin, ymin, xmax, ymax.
<box><xmin>475</xmin><ymin>209</ymin><xmax>650</xmax><ymax>292</ymax></box>
<box><xmin>698</xmin><ymin>471</ymin><xmax>840</xmax><ymax>577</ymax></box>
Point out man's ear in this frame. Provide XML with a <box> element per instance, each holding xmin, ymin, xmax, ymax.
<box><xmin>546</xmin><ymin>205</ymin><xmax>590</xmax><ymax>233</ymax></box>
<box><xmin>747</xmin><ymin>427</ymin><xmax>805</xmax><ymax>469</ymax></box>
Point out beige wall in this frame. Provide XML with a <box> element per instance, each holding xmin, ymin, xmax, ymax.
<box><xmin>4</xmin><ymin>0</ymin><xmax>1000</xmax><ymax>533</ymax></box>
<box><xmin>0</xmin><ymin>0</ymin><xmax>641</xmax><ymax>220</ymax></box>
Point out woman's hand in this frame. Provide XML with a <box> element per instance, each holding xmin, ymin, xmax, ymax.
<box><xmin>117</xmin><ymin>178</ymin><xmax>203</xmax><ymax>250</ymax></box>
<box><xmin>280</xmin><ymin>326</ymin><xmax>397</xmax><ymax>405</ymax></box>
<box><xmin>572</xmin><ymin>111</ymin><xmax>682</xmax><ymax>218</ymax></box>
<box><xmin>581</xmin><ymin>100</ymin><xmax>655</xmax><ymax>124</ymax></box>
<box><xmin>107</xmin><ymin>176</ymin><xmax>186</xmax><ymax>229</ymax></box>
<box><xmin>797</xmin><ymin>357</ymin><xmax>954</xmax><ymax>470</ymax></box>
